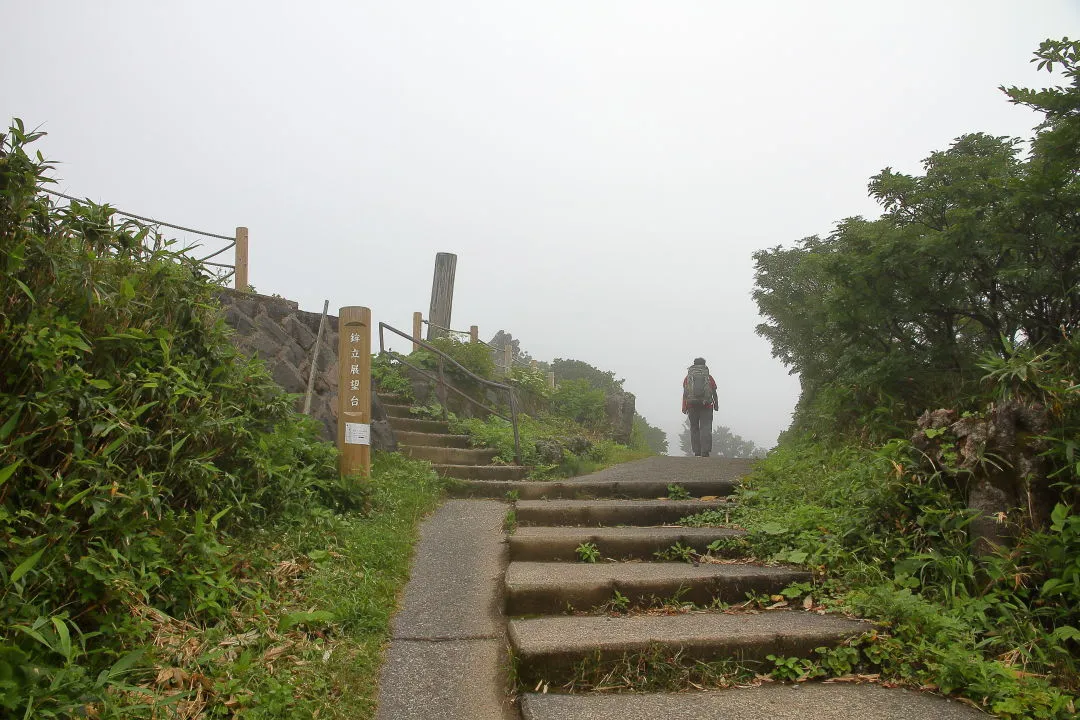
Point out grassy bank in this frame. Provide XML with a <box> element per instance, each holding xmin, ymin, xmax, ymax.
<box><xmin>728</xmin><ymin>441</ymin><xmax>1078</xmax><ymax>719</ymax></box>
<box><xmin>145</xmin><ymin>452</ymin><xmax>446</xmax><ymax>719</ymax></box>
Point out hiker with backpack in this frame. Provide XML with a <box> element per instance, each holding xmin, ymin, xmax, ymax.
<box><xmin>682</xmin><ymin>357</ymin><xmax>719</xmax><ymax>457</ymax></box>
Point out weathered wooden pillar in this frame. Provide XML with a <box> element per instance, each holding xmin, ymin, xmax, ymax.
<box><xmin>412</xmin><ymin>312</ymin><xmax>423</xmax><ymax>352</ymax></box>
<box><xmin>470</xmin><ymin>325</ymin><xmax>479</xmax><ymax>344</ymax></box>
<box><xmin>427</xmin><ymin>252</ymin><xmax>457</xmax><ymax>340</ymax></box>
<box><xmin>338</xmin><ymin>306</ymin><xmax>372</xmax><ymax>477</ymax></box>
<box><xmin>234</xmin><ymin>226</ymin><xmax>249</xmax><ymax>291</ymax></box>
<box><xmin>547</xmin><ymin>371</ymin><xmax>556</xmax><ymax>389</ymax></box>
<box><xmin>503</xmin><ymin>345</ymin><xmax>512</xmax><ymax>376</ymax></box>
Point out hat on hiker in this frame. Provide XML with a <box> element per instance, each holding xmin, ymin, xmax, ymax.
<box><xmin>693</xmin><ymin>357</ymin><xmax>706</xmax><ymax>365</ymax></box>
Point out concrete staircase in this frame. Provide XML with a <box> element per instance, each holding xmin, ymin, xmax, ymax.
<box><xmin>505</xmin><ymin>457</ymin><xmax>873</xmax><ymax>714</ymax></box>
<box><xmin>376</xmin><ymin>455</ymin><xmax>988</xmax><ymax>719</ymax></box>
<box><xmin>378</xmin><ymin>392</ymin><xmax>529</xmax><ymax>480</ymax></box>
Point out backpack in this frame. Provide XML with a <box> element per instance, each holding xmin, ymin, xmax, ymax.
<box><xmin>685</xmin><ymin>365</ymin><xmax>711</xmax><ymax>405</ymax></box>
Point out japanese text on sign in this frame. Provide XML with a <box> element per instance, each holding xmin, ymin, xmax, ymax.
<box><xmin>345</xmin><ymin>422</ymin><xmax>370</xmax><ymax>445</ymax></box>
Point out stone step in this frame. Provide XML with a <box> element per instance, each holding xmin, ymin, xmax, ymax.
<box><xmin>400</xmin><ymin>445</ymin><xmax>500</xmax><ymax>465</ymax></box>
<box><xmin>519</xmin><ymin>683</ymin><xmax>988</xmax><ymax>720</ymax></box>
<box><xmin>446</xmin><ymin>478</ymin><xmax>737</xmax><ymax>501</ymax></box>
<box><xmin>515</xmin><ymin>499</ymin><xmax>733</xmax><ymax>527</ymax></box>
<box><xmin>388</xmin><ymin>417</ymin><xmax>451</xmax><ymax>434</ymax></box>
<box><xmin>435</xmin><ymin>464</ymin><xmax>530</xmax><ymax>481</ymax></box>
<box><xmin>509</xmin><ymin>526</ymin><xmax>747</xmax><ymax>562</ymax></box>
<box><xmin>506</xmin><ymin>561</ymin><xmax>810</xmax><ymax>615</ymax></box>
<box><xmin>395</xmin><ymin>431</ymin><xmax>472</xmax><ymax>449</ymax></box>
<box><xmin>509</xmin><ymin>611</ymin><xmax>869</xmax><ymax>681</ymax></box>
<box><xmin>383</xmin><ymin>403</ymin><xmax>422</xmax><ymax>419</ymax></box>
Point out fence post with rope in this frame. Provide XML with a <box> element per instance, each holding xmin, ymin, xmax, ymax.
<box><xmin>234</xmin><ymin>227</ymin><xmax>249</xmax><ymax>291</ymax></box>
<box><xmin>41</xmin><ymin>188</ymin><xmax>246</xmax><ymax>289</ymax></box>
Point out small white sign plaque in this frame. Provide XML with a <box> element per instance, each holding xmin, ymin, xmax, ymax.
<box><xmin>345</xmin><ymin>422</ymin><xmax>371</xmax><ymax>446</ymax></box>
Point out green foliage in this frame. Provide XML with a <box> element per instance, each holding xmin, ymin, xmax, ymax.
<box><xmin>0</xmin><ymin>121</ymin><xmax>353</xmax><ymax>716</ymax></box>
<box><xmin>551</xmin><ymin>379</ymin><xmax>607</xmax><ymax>428</ymax></box>
<box><xmin>666</xmin><ymin>483</ymin><xmax>690</xmax><ymax>500</ymax></box>
<box><xmin>176</xmin><ymin>452</ymin><xmax>443</xmax><ymax>719</ymax></box>
<box><xmin>678</xmin><ymin>508</ymin><xmax>733</xmax><ymax>527</ymax></box>
<box><xmin>449</xmin><ymin>412</ymin><xmax>650</xmax><ymax>478</ymax></box>
<box><xmin>507</xmin><ymin>365</ymin><xmax>551</xmax><ymax>399</ymax></box>
<box><xmin>371</xmin><ymin>353</ymin><xmax>413</xmax><ymax>400</ymax></box>
<box><xmin>754</xmin><ymin>38</ymin><xmax>1080</xmax><ymax>438</ymax></box>
<box><xmin>550</xmin><ymin>358</ymin><xmax>623</xmax><ymax>393</ymax></box>
<box><xmin>735</xmin><ymin>438</ymin><xmax>1080</xmax><ymax>717</ymax></box>
<box><xmin>631</xmin><ymin>413</ymin><xmax>668</xmax><ymax>454</ymax></box>
<box><xmin>575</xmin><ymin>542</ymin><xmax>600</xmax><ymax>563</ymax></box>
<box><xmin>411</xmin><ymin>337</ymin><xmax>495</xmax><ymax>383</ymax></box>
<box><xmin>653</xmin><ymin>542</ymin><xmax>695</xmax><ymax>563</ymax></box>
<box><xmin>608</xmin><ymin>589</ymin><xmax>630</xmax><ymax>613</ymax></box>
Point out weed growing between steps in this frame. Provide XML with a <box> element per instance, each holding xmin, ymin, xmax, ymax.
<box><xmin>518</xmin><ymin>645</ymin><xmax>759</xmax><ymax>694</ymax></box>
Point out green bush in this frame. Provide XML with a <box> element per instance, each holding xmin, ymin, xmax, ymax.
<box><xmin>449</xmin><ymin>412</ymin><xmax>650</xmax><ymax>478</ymax></box>
<box><xmin>372</xmin><ymin>352</ymin><xmax>414</xmax><ymax>399</ymax></box>
<box><xmin>508</xmin><ymin>365</ymin><xmax>551</xmax><ymax>399</ymax></box>
<box><xmin>551</xmin><ymin>379</ymin><xmax>607</xmax><ymax>427</ymax></box>
<box><xmin>411</xmin><ymin>337</ymin><xmax>495</xmax><ymax>382</ymax></box>
<box><xmin>0</xmin><ymin>121</ymin><xmax>345</xmax><ymax>717</ymax></box>
<box><xmin>733</xmin><ymin>437</ymin><xmax>1079</xmax><ymax>717</ymax></box>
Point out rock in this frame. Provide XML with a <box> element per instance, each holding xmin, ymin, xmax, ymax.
<box><xmin>566</xmin><ymin>435</ymin><xmax>593</xmax><ymax>456</ymax></box>
<box><xmin>535</xmin><ymin>439</ymin><xmax>564</xmax><ymax>465</ymax></box>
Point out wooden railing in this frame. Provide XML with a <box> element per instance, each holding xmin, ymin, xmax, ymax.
<box><xmin>378</xmin><ymin>322</ymin><xmax>522</xmax><ymax>465</ymax></box>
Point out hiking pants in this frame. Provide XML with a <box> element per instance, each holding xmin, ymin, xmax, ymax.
<box><xmin>688</xmin><ymin>405</ymin><xmax>713</xmax><ymax>456</ymax></box>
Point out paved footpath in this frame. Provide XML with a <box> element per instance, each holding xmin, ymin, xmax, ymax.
<box><xmin>376</xmin><ymin>457</ymin><xmax>989</xmax><ymax>719</ymax></box>
<box><xmin>375</xmin><ymin>500</ymin><xmax>516</xmax><ymax>720</ymax></box>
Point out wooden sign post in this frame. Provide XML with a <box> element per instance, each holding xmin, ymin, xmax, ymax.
<box><xmin>338</xmin><ymin>306</ymin><xmax>372</xmax><ymax>477</ymax></box>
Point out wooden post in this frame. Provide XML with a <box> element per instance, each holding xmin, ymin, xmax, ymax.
<box><xmin>412</xmin><ymin>312</ymin><xmax>423</xmax><ymax>352</ymax></box>
<box><xmin>427</xmin><ymin>252</ymin><xmax>457</xmax><ymax>340</ymax></box>
<box><xmin>234</xmin><ymin>227</ymin><xmax>249</xmax><ymax>291</ymax></box>
<box><xmin>547</xmin><ymin>371</ymin><xmax>556</xmax><ymax>390</ymax></box>
<box><xmin>303</xmin><ymin>300</ymin><xmax>330</xmax><ymax>415</ymax></box>
<box><xmin>503</xmin><ymin>345</ymin><xmax>512</xmax><ymax>376</ymax></box>
<box><xmin>338</xmin><ymin>306</ymin><xmax>372</xmax><ymax>477</ymax></box>
<box><xmin>469</xmin><ymin>325</ymin><xmax>479</xmax><ymax>344</ymax></box>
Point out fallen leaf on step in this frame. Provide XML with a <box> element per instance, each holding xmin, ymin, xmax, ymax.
<box><xmin>803</xmin><ymin>595</ymin><xmax>814</xmax><ymax>610</ymax></box>
<box><xmin>766</xmin><ymin>600</ymin><xmax>788</xmax><ymax>609</ymax></box>
<box><xmin>700</xmin><ymin>495</ymin><xmax>718</xmax><ymax>501</ymax></box>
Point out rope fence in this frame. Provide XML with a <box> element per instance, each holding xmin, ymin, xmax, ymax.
<box><xmin>40</xmin><ymin>187</ymin><xmax>248</xmax><ymax>289</ymax></box>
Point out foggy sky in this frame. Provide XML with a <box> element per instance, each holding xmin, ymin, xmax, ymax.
<box><xmin>4</xmin><ymin>1</ymin><xmax>1077</xmax><ymax>450</ymax></box>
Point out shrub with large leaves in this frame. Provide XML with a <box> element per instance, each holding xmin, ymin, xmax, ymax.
<box><xmin>0</xmin><ymin>121</ymin><xmax>339</xmax><ymax>715</ymax></box>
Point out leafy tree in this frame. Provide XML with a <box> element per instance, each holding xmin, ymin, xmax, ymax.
<box><xmin>551</xmin><ymin>378</ymin><xmax>607</xmax><ymax>427</ymax></box>
<box><xmin>678</xmin><ymin>420</ymin><xmax>764</xmax><ymax>458</ymax></box>
<box><xmin>550</xmin><ymin>358</ymin><xmax>624</xmax><ymax>393</ymax></box>
<box><xmin>631</xmin><ymin>413</ymin><xmax>668</xmax><ymax>454</ymax></box>
<box><xmin>753</xmin><ymin>37</ymin><xmax>1080</xmax><ymax>436</ymax></box>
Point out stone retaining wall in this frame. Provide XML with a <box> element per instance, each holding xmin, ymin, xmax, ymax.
<box><xmin>218</xmin><ymin>290</ymin><xmax>339</xmax><ymax>440</ymax></box>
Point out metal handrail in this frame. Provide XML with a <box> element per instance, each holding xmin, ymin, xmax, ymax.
<box><xmin>379</xmin><ymin>322</ymin><xmax>521</xmax><ymax>465</ymax></box>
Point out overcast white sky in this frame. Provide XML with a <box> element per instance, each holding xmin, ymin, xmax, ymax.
<box><xmin>4</xmin><ymin>1</ymin><xmax>1077</xmax><ymax>450</ymax></box>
